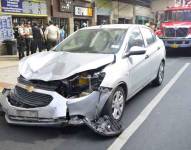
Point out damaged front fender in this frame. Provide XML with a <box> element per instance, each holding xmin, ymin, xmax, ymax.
<box><xmin>67</xmin><ymin>87</ymin><xmax>112</xmax><ymax>120</ymax></box>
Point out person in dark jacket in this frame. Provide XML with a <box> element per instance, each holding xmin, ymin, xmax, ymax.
<box><xmin>31</xmin><ymin>23</ymin><xmax>44</xmax><ymax>54</ymax></box>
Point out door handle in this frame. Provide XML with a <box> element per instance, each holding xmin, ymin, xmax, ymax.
<box><xmin>157</xmin><ymin>47</ymin><xmax>160</xmax><ymax>50</ymax></box>
<box><xmin>145</xmin><ymin>55</ymin><xmax>149</xmax><ymax>59</ymax></box>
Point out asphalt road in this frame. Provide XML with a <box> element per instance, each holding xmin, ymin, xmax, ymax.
<box><xmin>0</xmin><ymin>48</ymin><xmax>191</xmax><ymax>150</ymax></box>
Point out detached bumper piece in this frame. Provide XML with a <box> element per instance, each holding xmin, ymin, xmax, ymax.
<box><xmin>83</xmin><ymin>115</ymin><xmax>123</xmax><ymax>137</ymax></box>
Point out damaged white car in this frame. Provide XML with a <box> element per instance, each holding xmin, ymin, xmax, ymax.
<box><xmin>0</xmin><ymin>24</ymin><xmax>165</xmax><ymax>136</ymax></box>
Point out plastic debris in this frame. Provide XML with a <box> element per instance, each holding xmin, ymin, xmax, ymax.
<box><xmin>83</xmin><ymin>115</ymin><xmax>123</xmax><ymax>137</ymax></box>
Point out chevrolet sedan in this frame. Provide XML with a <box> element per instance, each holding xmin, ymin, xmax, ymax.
<box><xmin>0</xmin><ymin>24</ymin><xmax>166</xmax><ymax>127</ymax></box>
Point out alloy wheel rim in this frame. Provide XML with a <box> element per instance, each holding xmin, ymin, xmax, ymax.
<box><xmin>112</xmin><ymin>90</ymin><xmax>124</xmax><ymax>120</ymax></box>
<box><xmin>159</xmin><ymin>63</ymin><xmax>164</xmax><ymax>83</ymax></box>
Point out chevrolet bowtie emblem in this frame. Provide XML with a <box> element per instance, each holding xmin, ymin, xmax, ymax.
<box><xmin>26</xmin><ymin>85</ymin><xmax>34</xmax><ymax>93</ymax></box>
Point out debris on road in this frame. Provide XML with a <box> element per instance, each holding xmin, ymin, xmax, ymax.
<box><xmin>84</xmin><ymin>115</ymin><xmax>123</xmax><ymax>137</ymax></box>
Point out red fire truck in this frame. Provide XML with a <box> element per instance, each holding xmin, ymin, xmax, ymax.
<box><xmin>156</xmin><ymin>5</ymin><xmax>191</xmax><ymax>48</ymax></box>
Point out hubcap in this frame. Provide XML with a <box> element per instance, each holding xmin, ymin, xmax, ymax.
<box><xmin>159</xmin><ymin>63</ymin><xmax>164</xmax><ymax>83</ymax></box>
<box><xmin>112</xmin><ymin>90</ymin><xmax>124</xmax><ymax>120</ymax></box>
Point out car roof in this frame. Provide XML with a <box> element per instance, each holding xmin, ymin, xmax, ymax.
<box><xmin>81</xmin><ymin>24</ymin><xmax>146</xmax><ymax>30</ymax></box>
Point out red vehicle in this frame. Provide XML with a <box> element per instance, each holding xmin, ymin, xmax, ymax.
<box><xmin>156</xmin><ymin>6</ymin><xmax>191</xmax><ymax>48</ymax></box>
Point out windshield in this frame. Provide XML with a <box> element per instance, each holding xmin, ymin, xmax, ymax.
<box><xmin>54</xmin><ymin>28</ymin><xmax>127</xmax><ymax>54</ymax></box>
<box><xmin>164</xmin><ymin>10</ymin><xmax>191</xmax><ymax>21</ymax></box>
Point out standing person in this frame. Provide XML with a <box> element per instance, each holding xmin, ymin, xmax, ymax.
<box><xmin>59</xmin><ymin>25</ymin><xmax>65</xmax><ymax>43</ymax></box>
<box><xmin>44</xmin><ymin>21</ymin><xmax>60</xmax><ymax>50</ymax></box>
<box><xmin>31</xmin><ymin>23</ymin><xmax>44</xmax><ymax>54</ymax></box>
<box><xmin>24</xmin><ymin>23</ymin><xmax>33</xmax><ymax>56</ymax></box>
<box><xmin>39</xmin><ymin>24</ymin><xmax>46</xmax><ymax>50</ymax></box>
<box><xmin>13</xmin><ymin>23</ymin><xmax>19</xmax><ymax>39</ymax></box>
<box><xmin>17</xmin><ymin>23</ymin><xmax>25</xmax><ymax>59</ymax></box>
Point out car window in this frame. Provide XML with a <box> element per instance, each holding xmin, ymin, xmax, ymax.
<box><xmin>55</xmin><ymin>29</ymin><xmax>127</xmax><ymax>54</ymax></box>
<box><xmin>128</xmin><ymin>27</ymin><xmax>145</xmax><ymax>50</ymax></box>
<box><xmin>141</xmin><ymin>28</ymin><xmax>156</xmax><ymax>45</ymax></box>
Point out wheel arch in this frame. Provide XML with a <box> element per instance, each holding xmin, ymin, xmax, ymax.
<box><xmin>115</xmin><ymin>82</ymin><xmax>128</xmax><ymax>100</ymax></box>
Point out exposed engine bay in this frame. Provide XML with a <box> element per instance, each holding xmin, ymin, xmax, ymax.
<box><xmin>57</xmin><ymin>68</ymin><xmax>106</xmax><ymax>98</ymax></box>
<box><xmin>18</xmin><ymin>66</ymin><xmax>106</xmax><ymax>99</ymax></box>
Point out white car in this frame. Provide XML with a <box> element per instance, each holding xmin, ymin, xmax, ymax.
<box><xmin>0</xmin><ymin>24</ymin><xmax>166</xmax><ymax>126</ymax></box>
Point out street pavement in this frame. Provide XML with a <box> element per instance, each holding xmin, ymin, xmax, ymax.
<box><xmin>0</xmin><ymin>49</ymin><xmax>191</xmax><ymax>150</ymax></box>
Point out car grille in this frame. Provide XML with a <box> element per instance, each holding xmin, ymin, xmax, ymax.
<box><xmin>8</xmin><ymin>86</ymin><xmax>53</xmax><ymax>108</ymax></box>
<box><xmin>165</xmin><ymin>28</ymin><xmax>175</xmax><ymax>37</ymax></box>
<box><xmin>164</xmin><ymin>28</ymin><xmax>188</xmax><ymax>37</ymax></box>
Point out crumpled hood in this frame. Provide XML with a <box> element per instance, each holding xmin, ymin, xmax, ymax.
<box><xmin>162</xmin><ymin>21</ymin><xmax>191</xmax><ymax>28</ymax></box>
<box><xmin>19</xmin><ymin>51</ymin><xmax>114</xmax><ymax>81</ymax></box>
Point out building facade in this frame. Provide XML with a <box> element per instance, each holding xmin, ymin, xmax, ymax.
<box><xmin>0</xmin><ymin>0</ymin><xmax>48</xmax><ymax>25</ymax></box>
<box><xmin>48</xmin><ymin>0</ymin><xmax>93</xmax><ymax>36</ymax></box>
<box><xmin>111</xmin><ymin>0</ymin><xmax>153</xmax><ymax>24</ymax></box>
<box><xmin>94</xmin><ymin>0</ymin><xmax>112</xmax><ymax>25</ymax></box>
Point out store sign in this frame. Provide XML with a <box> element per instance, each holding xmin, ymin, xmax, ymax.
<box><xmin>0</xmin><ymin>16</ymin><xmax>14</xmax><ymax>41</ymax></box>
<box><xmin>1</xmin><ymin>0</ymin><xmax>23</xmax><ymax>13</ymax></box>
<box><xmin>22</xmin><ymin>0</ymin><xmax>47</xmax><ymax>15</ymax></box>
<box><xmin>74</xmin><ymin>6</ymin><xmax>93</xmax><ymax>17</ymax></box>
<box><xmin>59</xmin><ymin>0</ymin><xmax>73</xmax><ymax>12</ymax></box>
<box><xmin>1</xmin><ymin>0</ymin><xmax>47</xmax><ymax>15</ymax></box>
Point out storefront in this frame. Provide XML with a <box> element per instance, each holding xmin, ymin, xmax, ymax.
<box><xmin>0</xmin><ymin>0</ymin><xmax>48</xmax><ymax>25</ymax></box>
<box><xmin>135</xmin><ymin>5</ymin><xmax>153</xmax><ymax>25</ymax></box>
<box><xmin>95</xmin><ymin>0</ymin><xmax>112</xmax><ymax>25</ymax></box>
<box><xmin>111</xmin><ymin>1</ymin><xmax>134</xmax><ymax>24</ymax></box>
<box><xmin>135</xmin><ymin>16</ymin><xmax>150</xmax><ymax>24</ymax></box>
<box><xmin>50</xmin><ymin>0</ymin><xmax>73</xmax><ymax>37</ymax></box>
<box><xmin>73</xmin><ymin>5</ymin><xmax>93</xmax><ymax>31</ymax></box>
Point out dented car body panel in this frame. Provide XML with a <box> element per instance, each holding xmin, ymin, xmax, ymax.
<box><xmin>0</xmin><ymin>24</ymin><xmax>166</xmax><ymax>127</ymax></box>
<box><xmin>1</xmin><ymin>87</ymin><xmax>111</xmax><ymax>126</ymax></box>
<box><xmin>19</xmin><ymin>51</ymin><xmax>115</xmax><ymax>81</ymax></box>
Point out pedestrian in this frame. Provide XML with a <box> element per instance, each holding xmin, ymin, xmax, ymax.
<box><xmin>59</xmin><ymin>25</ymin><xmax>65</xmax><ymax>43</ymax></box>
<box><xmin>31</xmin><ymin>23</ymin><xmax>44</xmax><ymax>54</ymax></box>
<box><xmin>82</xmin><ymin>22</ymin><xmax>87</xmax><ymax>28</ymax></box>
<box><xmin>24</xmin><ymin>23</ymin><xmax>33</xmax><ymax>56</ymax></box>
<box><xmin>44</xmin><ymin>21</ymin><xmax>60</xmax><ymax>50</ymax></box>
<box><xmin>13</xmin><ymin>23</ymin><xmax>19</xmax><ymax>39</ymax></box>
<box><xmin>17</xmin><ymin>23</ymin><xmax>25</xmax><ymax>59</ymax></box>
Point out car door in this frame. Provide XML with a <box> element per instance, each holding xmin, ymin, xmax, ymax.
<box><xmin>140</xmin><ymin>27</ymin><xmax>162</xmax><ymax>80</ymax></box>
<box><xmin>126</xmin><ymin>27</ymin><xmax>148</xmax><ymax>96</ymax></box>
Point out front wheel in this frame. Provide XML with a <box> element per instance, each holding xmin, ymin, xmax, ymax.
<box><xmin>102</xmin><ymin>86</ymin><xmax>125</xmax><ymax>121</ymax></box>
<box><xmin>152</xmin><ymin>61</ymin><xmax>165</xmax><ymax>86</ymax></box>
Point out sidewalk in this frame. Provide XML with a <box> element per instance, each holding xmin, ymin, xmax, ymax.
<box><xmin>0</xmin><ymin>59</ymin><xmax>18</xmax><ymax>92</ymax></box>
<box><xmin>0</xmin><ymin>60</ymin><xmax>19</xmax><ymax>69</ymax></box>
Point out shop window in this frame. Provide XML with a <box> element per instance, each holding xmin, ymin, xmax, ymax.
<box><xmin>51</xmin><ymin>17</ymin><xmax>69</xmax><ymax>37</ymax></box>
<box><xmin>97</xmin><ymin>15</ymin><xmax>110</xmax><ymax>25</ymax></box>
<box><xmin>118</xmin><ymin>18</ymin><xmax>131</xmax><ymax>24</ymax></box>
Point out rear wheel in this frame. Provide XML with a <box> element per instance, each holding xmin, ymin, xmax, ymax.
<box><xmin>152</xmin><ymin>61</ymin><xmax>165</xmax><ymax>86</ymax></box>
<box><xmin>102</xmin><ymin>86</ymin><xmax>125</xmax><ymax>121</ymax></box>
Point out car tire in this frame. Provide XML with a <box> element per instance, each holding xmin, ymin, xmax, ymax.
<box><xmin>102</xmin><ymin>86</ymin><xmax>125</xmax><ymax>121</ymax></box>
<box><xmin>152</xmin><ymin>61</ymin><xmax>165</xmax><ymax>86</ymax></box>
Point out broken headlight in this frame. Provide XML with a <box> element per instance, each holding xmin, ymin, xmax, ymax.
<box><xmin>57</xmin><ymin>72</ymin><xmax>105</xmax><ymax>98</ymax></box>
<box><xmin>90</xmin><ymin>72</ymin><xmax>105</xmax><ymax>91</ymax></box>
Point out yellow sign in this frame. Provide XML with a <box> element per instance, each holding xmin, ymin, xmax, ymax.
<box><xmin>88</xmin><ymin>8</ymin><xmax>93</xmax><ymax>17</ymax></box>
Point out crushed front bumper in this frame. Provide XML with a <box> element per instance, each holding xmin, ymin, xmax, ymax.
<box><xmin>0</xmin><ymin>87</ymin><xmax>111</xmax><ymax>126</ymax></box>
<box><xmin>162</xmin><ymin>37</ymin><xmax>191</xmax><ymax>48</ymax></box>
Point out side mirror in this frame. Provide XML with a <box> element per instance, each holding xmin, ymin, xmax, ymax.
<box><xmin>124</xmin><ymin>46</ymin><xmax>146</xmax><ymax>57</ymax></box>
